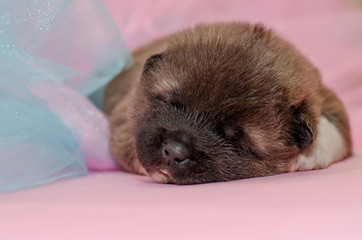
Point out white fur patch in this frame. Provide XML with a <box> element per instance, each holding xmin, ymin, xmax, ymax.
<box><xmin>291</xmin><ymin>116</ymin><xmax>346</xmax><ymax>171</ymax></box>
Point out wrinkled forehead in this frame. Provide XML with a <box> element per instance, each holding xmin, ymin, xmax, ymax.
<box><xmin>146</xmin><ymin>52</ymin><xmax>291</xmax><ymax>114</ymax></box>
<box><xmin>140</xmin><ymin>26</ymin><xmax>316</xmax><ymax>115</ymax></box>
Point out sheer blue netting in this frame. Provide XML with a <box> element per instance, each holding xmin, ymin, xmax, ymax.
<box><xmin>0</xmin><ymin>0</ymin><xmax>131</xmax><ymax>193</ymax></box>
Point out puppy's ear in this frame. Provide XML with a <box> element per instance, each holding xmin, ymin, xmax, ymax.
<box><xmin>291</xmin><ymin>102</ymin><xmax>316</xmax><ymax>151</ymax></box>
<box><xmin>143</xmin><ymin>54</ymin><xmax>163</xmax><ymax>74</ymax></box>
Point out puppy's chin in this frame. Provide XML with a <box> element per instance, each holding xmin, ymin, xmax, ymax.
<box><xmin>149</xmin><ymin>169</ymin><xmax>174</xmax><ymax>184</ymax></box>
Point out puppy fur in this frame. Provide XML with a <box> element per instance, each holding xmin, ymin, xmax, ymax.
<box><xmin>104</xmin><ymin>22</ymin><xmax>352</xmax><ymax>184</ymax></box>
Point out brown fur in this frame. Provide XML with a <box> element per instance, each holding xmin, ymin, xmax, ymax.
<box><xmin>104</xmin><ymin>22</ymin><xmax>352</xmax><ymax>184</ymax></box>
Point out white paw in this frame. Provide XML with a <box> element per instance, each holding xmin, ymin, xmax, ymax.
<box><xmin>292</xmin><ymin>116</ymin><xmax>346</xmax><ymax>171</ymax></box>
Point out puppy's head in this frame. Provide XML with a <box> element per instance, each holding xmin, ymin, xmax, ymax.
<box><xmin>129</xmin><ymin>23</ymin><xmax>322</xmax><ymax>184</ymax></box>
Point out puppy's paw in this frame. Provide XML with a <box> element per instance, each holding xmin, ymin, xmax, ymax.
<box><xmin>290</xmin><ymin>116</ymin><xmax>347</xmax><ymax>172</ymax></box>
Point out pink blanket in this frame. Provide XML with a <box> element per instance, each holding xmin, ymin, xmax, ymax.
<box><xmin>1</xmin><ymin>0</ymin><xmax>362</xmax><ymax>239</ymax></box>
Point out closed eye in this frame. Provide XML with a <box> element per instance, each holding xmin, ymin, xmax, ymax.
<box><xmin>153</xmin><ymin>95</ymin><xmax>168</xmax><ymax>104</ymax></box>
<box><xmin>152</xmin><ymin>94</ymin><xmax>186</xmax><ymax>110</ymax></box>
<box><xmin>170</xmin><ymin>101</ymin><xmax>186</xmax><ymax>110</ymax></box>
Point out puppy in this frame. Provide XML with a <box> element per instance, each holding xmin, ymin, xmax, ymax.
<box><xmin>104</xmin><ymin>22</ymin><xmax>352</xmax><ymax>184</ymax></box>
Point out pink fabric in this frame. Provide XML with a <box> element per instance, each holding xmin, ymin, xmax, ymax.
<box><xmin>2</xmin><ymin>156</ymin><xmax>362</xmax><ymax>240</ymax></box>
<box><xmin>1</xmin><ymin>0</ymin><xmax>362</xmax><ymax>239</ymax></box>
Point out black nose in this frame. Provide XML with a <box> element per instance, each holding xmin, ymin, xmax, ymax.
<box><xmin>162</xmin><ymin>140</ymin><xmax>190</xmax><ymax>165</ymax></box>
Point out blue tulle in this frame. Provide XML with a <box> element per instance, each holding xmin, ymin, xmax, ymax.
<box><xmin>0</xmin><ymin>0</ymin><xmax>131</xmax><ymax>193</ymax></box>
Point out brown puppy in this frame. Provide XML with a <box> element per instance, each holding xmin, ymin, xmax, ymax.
<box><xmin>104</xmin><ymin>22</ymin><xmax>352</xmax><ymax>184</ymax></box>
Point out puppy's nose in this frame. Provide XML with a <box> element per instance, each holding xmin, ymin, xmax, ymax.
<box><xmin>162</xmin><ymin>140</ymin><xmax>190</xmax><ymax>165</ymax></box>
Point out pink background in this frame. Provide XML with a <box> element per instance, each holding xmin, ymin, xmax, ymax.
<box><xmin>1</xmin><ymin>0</ymin><xmax>362</xmax><ymax>239</ymax></box>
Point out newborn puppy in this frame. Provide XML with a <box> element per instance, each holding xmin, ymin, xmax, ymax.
<box><xmin>104</xmin><ymin>22</ymin><xmax>352</xmax><ymax>184</ymax></box>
